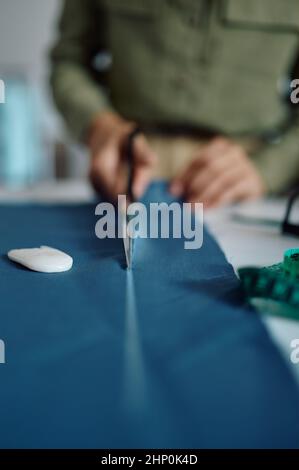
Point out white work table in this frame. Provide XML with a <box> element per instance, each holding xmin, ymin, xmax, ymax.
<box><xmin>1</xmin><ymin>179</ymin><xmax>299</xmax><ymax>384</ymax></box>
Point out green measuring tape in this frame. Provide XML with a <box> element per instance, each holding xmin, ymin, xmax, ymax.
<box><xmin>238</xmin><ymin>248</ymin><xmax>299</xmax><ymax>321</ymax></box>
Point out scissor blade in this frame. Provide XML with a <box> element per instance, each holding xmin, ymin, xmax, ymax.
<box><xmin>122</xmin><ymin>210</ymin><xmax>136</xmax><ymax>269</ymax></box>
<box><xmin>124</xmin><ymin>126</ymin><xmax>141</xmax><ymax>269</ymax></box>
<box><xmin>128</xmin><ymin>234</ymin><xmax>134</xmax><ymax>270</ymax></box>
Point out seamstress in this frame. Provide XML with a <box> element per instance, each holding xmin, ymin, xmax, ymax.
<box><xmin>50</xmin><ymin>0</ymin><xmax>299</xmax><ymax>208</ymax></box>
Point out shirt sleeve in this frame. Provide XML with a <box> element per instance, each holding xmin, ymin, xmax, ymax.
<box><xmin>50</xmin><ymin>0</ymin><xmax>113</xmax><ymax>142</ymax></box>
<box><xmin>252</xmin><ymin>115</ymin><xmax>299</xmax><ymax>193</ymax></box>
<box><xmin>252</xmin><ymin>52</ymin><xmax>299</xmax><ymax>194</ymax></box>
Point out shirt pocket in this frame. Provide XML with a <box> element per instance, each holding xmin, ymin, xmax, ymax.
<box><xmin>165</xmin><ymin>0</ymin><xmax>206</xmax><ymax>26</ymax></box>
<box><xmin>97</xmin><ymin>0</ymin><xmax>159</xmax><ymax>71</ymax></box>
<box><xmin>219</xmin><ymin>0</ymin><xmax>299</xmax><ymax>79</ymax></box>
<box><xmin>221</xmin><ymin>0</ymin><xmax>299</xmax><ymax>32</ymax></box>
<box><xmin>99</xmin><ymin>0</ymin><xmax>158</xmax><ymax>47</ymax></box>
<box><xmin>217</xmin><ymin>0</ymin><xmax>299</xmax><ymax>131</ymax></box>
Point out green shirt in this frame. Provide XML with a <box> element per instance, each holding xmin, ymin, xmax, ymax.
<box><xmin>50</xmin><ymin>0</ymin><xmax>299</xmax><ymax>192</ymax></box>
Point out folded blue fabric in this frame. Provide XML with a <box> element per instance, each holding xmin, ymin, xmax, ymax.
<box><xmin>0</xmin><ymin>182</ymin><xmax>298</xmax><ymax>449</ymax></box>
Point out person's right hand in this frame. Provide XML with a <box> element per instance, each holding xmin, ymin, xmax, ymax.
<box><xmin>88</xmin><ymin>111</ymin><xmax>157</xmax><ymax>202</ymax></box>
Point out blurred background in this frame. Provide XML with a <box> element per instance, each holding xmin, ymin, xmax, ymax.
<box><xmin>0</xmin><ymin>0</ymin><xmax>88</xmax><ymax>189</ymax></box>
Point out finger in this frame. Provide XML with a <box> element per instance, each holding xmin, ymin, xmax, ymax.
<box><xmin>198</xmin><ymin>168</ymin><xmax>245</xmax><ymax>204</ymax></box>
<box><xmin>184</xmin><ymin>141</ymin><xmax>249</xmax><ymax>203</ymax></box>
<box><xmin>208</xmin><ymin>180</ymin><xmax>257</xmax><ymax>208</ymax></box>
<box><xmin>188</xmin><ymin>138</ymin><xmax>232</xmax><ymax>167</ymax></box>
<box><xmin>185</xmin><ymin>152</ymin><xmax>240</xmax><ymax>198</ymax></box>
<box><xmin>197</xmin><ymin>136</ymin><xmax>231</xmax><ymax>156</ymax></box>
<box><xmin>170</xmin><ymin>138</ymin><xmax>231</xmax><ymax>196</ymax></box>
<box><xmin>90</xmin><ymin>168</ymin><xmax>117</xmax><ymax>201</ymax></box>
<box><xmin>90</xmin><ymin>147</ymin><xmax>122</xmax><ymax>201</ymax></box>
<box><xmin>169</xmin><ymin>160</ymin><xmax>202</xmax><ymax>197</ymax></box>
<box><xmin>115</xmin><ymin>159</ymin><xmax>128</xmax><ymax>197</ymax></box>
<box><xmin>133</xmin><ymin>135</ymin><xmax>157</xmax><ymax>166</ymax></box>
<box><xmin>132</xmin><ymin>166</ymin><xmax>153</xmax><ymax>200</ymax></box>
<box><xmin>187</xmin><ymin>168</ymin><xmax>244</xmax><ymax>205</ymax></box>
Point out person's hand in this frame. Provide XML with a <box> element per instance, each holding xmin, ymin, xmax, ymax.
<box><xmin>169</xmin><ymin>137</ymin><xmax>265</xmax><ymax>208</ymax></box>
<box><xmin>88</xmin><ymin>111</ymin><xmax>157</xmax><ymax>202</ymax></box>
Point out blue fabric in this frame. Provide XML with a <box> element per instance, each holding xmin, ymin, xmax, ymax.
<box><xmin>0</xmin><ymin>182</ymin><xmax>298</xmax><ymax>449</ymax></box>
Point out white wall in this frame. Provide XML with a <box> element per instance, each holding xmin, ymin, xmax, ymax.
<box><xmin>0</xmin><ymin>0</ymin><xmax>60</xmax><ymax>81</ymax></box>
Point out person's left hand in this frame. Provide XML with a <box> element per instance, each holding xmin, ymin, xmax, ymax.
<box><xmin>169</xmin><ymin>137</ymin><xmax>265</xmax><ymax>208</ymax></box>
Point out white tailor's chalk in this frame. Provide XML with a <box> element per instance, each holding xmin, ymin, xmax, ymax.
<box><xmin>7</xmin><ymin>246</ymin><xmax>73</xmax><ymax>273</ymax></box>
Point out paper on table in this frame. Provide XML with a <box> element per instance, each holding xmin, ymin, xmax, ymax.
<box><xmin>0</xmin><ymin>182</ymin><xmax>298</xmax><ymax>448</ymax></box>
